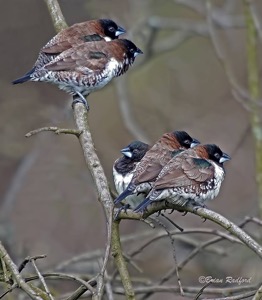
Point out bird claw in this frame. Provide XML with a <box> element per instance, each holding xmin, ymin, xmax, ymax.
<box><xmin>192</xmin><ymin>203</ymin><xmax>206</xmax><ymax>213</ymax></box>
<box><xmin>157</xmin><ymin>210</ymin><xmax>162</xmax><ymax>217</ymax></box>
<box><xmin>72</xmin><ymin>93</ymin><xmax>89</xmax><ymax>110</ymax></box>
<box><xmin>114</xmin><ymin>204</ymin><xmax>130</xmax><ymax>220</ymax></box>
<box><xmin>134</xmin><ymin>207</ymin><xmax>147</xmax><ymax>215</ymax></box>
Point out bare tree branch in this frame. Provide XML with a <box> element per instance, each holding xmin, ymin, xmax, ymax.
<box><xmin>72</xmin><ymin>103</ymin><xmax>114</xmax><ymax>299</ymax></box>
<box><xmin>152</xmin><ymin>218</ymin><xmax>184</xmax><ymax>295</ymax></box>
<box><xmin>25</xmin><ymin>127</ymin><xmax>82</xmax><ymax>138</ymax></box>
<box><xmin>118</xmin><ymin>203</ymin><xmax>262</xmax><ymax>259</ymax></box>
<box><xmin>114</xmin><ymin>284</ymin><xmax>258</xmax><ymax>296</ymax></box>
<box><xmin>30</xmin><ymin>259</ymin><xmax>54</xmax><ymax>300</ymax></box>
<box><xmin>202</xmin><ymin>291</ymin><xmax>256</xmax><ymax>300</ymax></box>
<box><xmin>43</xmin><ymin>1</ymin><xmax>132</xmax><ymax>299</ymax></box>
<box><xmin>0</xmin><ymin>242</ymin><xmax>43</xmax><ymax>300</ymax></box>
<box><xmin>111</xmin><ymin>221</ymin><xmax>135</xmax><ymax>300</ymax></box>
<box><xmin>45</xmin><ymin>0</ymin><xmax>67</xmax><ymax>31</ymax></box>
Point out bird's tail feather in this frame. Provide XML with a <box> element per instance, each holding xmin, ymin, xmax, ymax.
<box><xmin>12</xmin><ymin>66</ymin><xmax>36</xmax><ymax>84</ymax></box>
<box><xmin>134</xmin><ymin>198</ymin><xmax>152</xmax><ymax>212</ymax></box>
<box><xmin>114</xmin><ymin>187</ymin><xmax>133</xmax><ymax>204</ymax></box>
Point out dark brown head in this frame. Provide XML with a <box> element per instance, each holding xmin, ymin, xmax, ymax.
<box><xmin>120</xmin><ymin>141</ymin><xmax>149</xmax><ymax>162</ymax></box>
<box><xmin>99</xmin><ymin>19</ymin><xmax>126</xmax><ymax>40</ymax></box>
<box><xmin>164</xmin><ymin>131</ymin><xmax>200</xmax><ymax>150</ymax></box>
<box><xmin>114</xmin><ymin>39</ymin><xmax>143</xmax><ymax>63</ymax></box>
<box><xmin>195</xmin><ymin>144</ymin><xmax>231</xmax><ymax>165</ymax></box>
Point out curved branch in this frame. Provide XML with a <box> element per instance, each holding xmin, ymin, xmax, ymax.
<box><xmin>118</xmin><ymin>203</ymin><xmax>262</xmax><ymax>259</ymax></box>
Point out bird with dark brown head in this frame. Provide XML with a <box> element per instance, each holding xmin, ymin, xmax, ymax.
<box><xmin>114</xmin><ymin>131</ymin><xmax>200</xmax><ymax>205</ymax></box>
<box><xmin>12</xmin><ymin>39</ymin><xmax>143</xmax><ymax>110</ymax></box>
<box><xmin>134</xmin><ymin>144</ymin><xmax>230</xmax><ymax>213</ymax></box>
<box><xmin>19</xmin><ymin>19</ymin><xmax>126</xmax><ymax>72</ymax></box>
<box><xmin>113</xmin><ymin>141</ymin><xmax>150</xmax><ymax>210</ymax></box>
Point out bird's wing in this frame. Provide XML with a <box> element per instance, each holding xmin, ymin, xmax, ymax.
<box><xmin>154</xmin><ymin>156</ymin><xmax>214</xmax><ymax>190</ymax></box>
<box><xmin>42</xmin><ymin>25</ymin><xmax>103</xmax><ymax>54</ymax></box>
<box><xmin>44</xmin><ymin>43</ymin><xmax>109</xmax><ymax>74</ymax></box>
<box><xmin>133</xmin><ymin>145</ymin><xmax>171</xmax><ymax>184</ymax></box>
<box><xmin>134</xmin><ymin>160</ymin><xmax>164</xmax><ymax>183</ymax></box>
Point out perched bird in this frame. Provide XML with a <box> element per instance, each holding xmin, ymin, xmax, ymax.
<box><xmin>113</xmin><ymin>141</ymin><xmax>150</xmax><ymax>209</ymax></box>
<box><xmin>114</xmin><ymin>131</ymin><xmax>200</xmax><ymax>205</ymax></box>
<box><xmin>22</xmin><ymin>19</ymin><xmax>126</xmax><ymax>72</ymax></box>
<box><xmin>12</xmin><ymin>39</ymin><xmax>143</xmax><ymax>109</ymax></box>
<box><xmin>134</xmin><ymin>144</ymin><xmax>230</xmax><ymax>213</ymax></box>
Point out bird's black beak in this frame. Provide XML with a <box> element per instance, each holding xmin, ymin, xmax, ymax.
<box><xmin>115</xmin><ymin>26</ymin><xmax>126</xmax><ymax>37</ymax></box>
<box><xmin>190</xmin><ymin>138</ymin><xmax>200</xmax><ymax>148</ymax></box>
<box><xmin>219</xmin><ymin>152</ymin><xmax>231</xmax><ymax>163</ymax></box>
<box><xmin>121</xmin><ymin>147</ymin><xmax>132</xmax><ymax>158</ymax></box>
<box><xmin>134</xmin><ymin>48</ymin><xmax>143</xmax><ymax>57</ymax></box>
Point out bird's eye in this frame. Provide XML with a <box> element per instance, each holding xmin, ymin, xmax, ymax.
<box><xmin>130</xmin><ymin>48</ymin><xmax>135</xmax><ymax>53</ymax></box>
<box><xmin>184</xmin><ymin>139</ymin><xmax>190</xmax><ymax>145</ymax></box>
<box><xmin>133</xmin><ymin>149</ymin><xmax>138</xmax><ymax>154</ymax></box>
<box><xmin>108</xmin><ymin>26</ymin><xmax>115</xmax><ymax>32</ymax></box>
<box><xmin>214</xmin><ymin>153</ymin><xmax>220</xmax><ymax>160</ymax></box>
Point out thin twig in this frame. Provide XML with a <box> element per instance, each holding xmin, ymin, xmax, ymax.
<box><xmin>252</xmin><ymin>282</ymin><xmax>262</xmax><ymax>300</ymax></box>
<box><xmin>0</xmin><ymin>272</ymin><xmax>97</xmax><ymax>299</ymax></box>
<box><xmin>150</xmin><ymin>215</ymin><xmax>262</xmax><ymax>288</ymax></box>
<box><xmin>245</xmin><ymin>216</ymin><xmax>262</xmax><ymax>227</ymax></box>
<box><xmin>18</xmin><ymin>255</ymin><xmax>47</xmax><ymax>273</ymax></box>
<box><xmin>160</xmin><ymin>213</ymin><xmax>184</xmax><ymax>232</ymax></box>
<box><xmin>129</xmin><ymin>227</ymin><xmax>242</xmax><ymax>258</ymax></box>
<box><xmin>114</xmin><ymin>284</ymin><xmax>258</xmax><ymax>296</ymax></box>
<box><xmin>0</xmin><ymin>242</ymin><xmax>43</xmax><ymax>300</ymax></box>
<box><xmin>54</xmin><ymin>250</ymin><xmax>103</xmax><ymax>271</ymax></box>
<box><xmin>152</xmin><ymin>218</ymin><xmax>184</xmax><ymax>295</ymax></box>
<box><xmin>30</xmin><ymin>260</ymin><xmax>53</xmax><ymax>300</ymax></box>
<box><xmin>123</xmin><ymin>253</ymin><xmax>143</xmax><ymax>274</ymax></box>
<box><xmin>202</xmin><ymin>291</ymin><xmax>256</xmax><ymax>300</ymax></box>
<box><xmin>25</xmin><ymin>127</ymin><xmax>82</xmax><ymax>138</ymax></box>
<box><xmin>195</xmin><ymin>282</ymin><xmax>213</xmax><ymax>300</ymax></box>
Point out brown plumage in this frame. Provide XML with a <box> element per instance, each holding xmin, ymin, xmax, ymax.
<box><xmin>33</xmin><ymin>19</ymin><xmax>125</xmax><ymax>69</ymax></box>
<box><xmin>134</xmin><ymin>144</ymin><xmax>231</xmax><ymax>212</ymax></box>
<box><xmin>12</xmin><ymin>39</ymin><xmax>143</xmax><ymax>109</ymax></box>
<box><xmin>114</xmin><ymin>131</ymin><xmax>200</xmax><ymax>204</ymax></box>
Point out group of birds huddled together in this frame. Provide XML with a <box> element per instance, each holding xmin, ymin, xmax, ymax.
<box><xmin>13</xmin><ymin>19</ymin><xmax>142</xmax><ymax>110</ymax></box>
<box><xmin>12</xmin><ymin>19</ymin><xmax>231</xmax><ymax>215</ymax></box>
<box><xmin>113</xmin><ymin>131</ymin><xmax>230</xmax><ymax>214</ymax></box>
